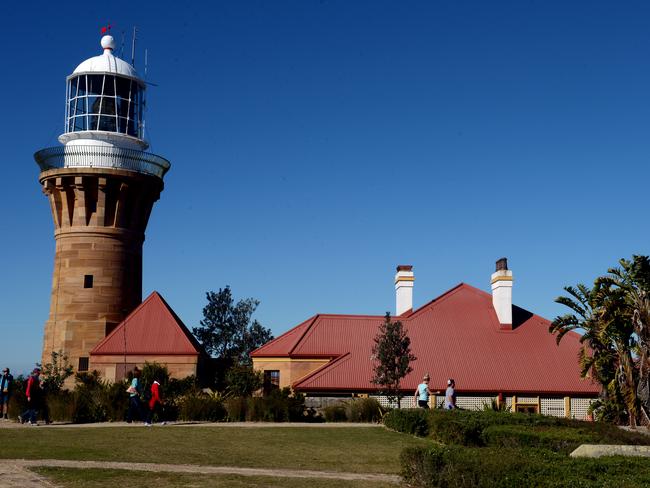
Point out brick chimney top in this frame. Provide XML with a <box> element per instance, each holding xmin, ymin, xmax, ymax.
<box><xmin>396</xmin><ymin>265</ymin><xmax>413</xmax><ymax>272</ymax></box>
<box><xmin>495</xmin><ymin>258</ymin><xmax>508</xmax><ymax>272</ymax></box>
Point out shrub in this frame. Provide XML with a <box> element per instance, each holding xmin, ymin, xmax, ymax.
<box><xmin>225</xmin><ymin>396</ymin><xmax>248</xmax><ymax>421</ymax></box>
<box><xmin>45</xmin><ymin>390</ymin><xmax>74</xmax><ymax>422</ymax></box>
<box><xmin>481</xmin><ymin>424</ymin><xmax>590</xmax><ymax>454</ymax></box>
<box><xmin>424</xmin><ymin>409</ymin><xmax>650</xmax><ymax>449</ymax></box>
<box><xmin>400</xmin><ymin>445</ymin><xmax>650</xmax><ymax>488</ymax></box>
<box><xmin>177</xmin><ymin>392</ymin><xmax>227</xmax><ymax>422</ymax></box>
<box><xmin>226</xmin><ymin>366</ymin><xmax>263</xmax><ymax>397</ymax></box>
<box><xmin>383</xmin><ymin>409</ymin><xmax>429</xmax><ymax>436</ymax></box>
<box><xmin>345</xmin><ymin>397</ymin><xmax>385</xmax><ymax>423</ymax></box>
<box><xmin>72</xmin><ymin>371</ymin><xmax>109</xmax><ymax>423</ymax></box>
<box><xmin>245</xmin><ymin>388</ymin><xmax>306</xmax><ymax>422</ymax></box>
<box><xmin>323</xmin><ymin>403</ymin><xmax>347</xmax><ymax>422</ymax></box>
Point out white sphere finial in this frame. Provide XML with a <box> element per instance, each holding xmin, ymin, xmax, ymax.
<box><xmin>101</xmin><ymin>35</ymin><xmax>115</xmax><ymax>52</ymax></box>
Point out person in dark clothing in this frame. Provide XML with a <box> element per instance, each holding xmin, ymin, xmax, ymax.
<box><xmin>19</xmin><ymin>368</ymin><xmax>42</xmax><ymax>425</ymax></box>
<box><xmin>1</xmin><ymin>368</ymin><xmax>14</xmax><ymax>420</ymax></box>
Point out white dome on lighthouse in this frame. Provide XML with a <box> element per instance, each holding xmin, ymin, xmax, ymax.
<box><xmin>72</xmin><ymin>35</ymin><xmax>141</xmax><ymax>80</ymax></box>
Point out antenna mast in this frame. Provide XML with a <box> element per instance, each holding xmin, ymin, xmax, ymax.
<box><xmin>131</xmin><ymin>26</ymin><xmax>138</xmax><ymax>66</ymax></box>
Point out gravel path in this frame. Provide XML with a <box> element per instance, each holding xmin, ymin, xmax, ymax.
<box><xmin>0</xmin><ymin>459</ymin><xmax>401</xmax><ymax>486</ymax></box>
<box><xmin>0</xmin><ymin>461</ymin><xmax>57</xmax><ymax>488</ymax></box>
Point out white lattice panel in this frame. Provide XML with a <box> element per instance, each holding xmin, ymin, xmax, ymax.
<box><xmin>505</xmin><ymin>396</ymin><xmax>513</xmax><ymax>410</ymax></box>
<box><xmin>370</xmin><ymin>395</ymin><xmax>417</xmax><ymax>409</ymax></box>
<box><xmin>455</xmin><ymin>396</ymin><xmax>495</xmax><ymax>411</ymax></box>
<box><xmin>516</xmin><ymin>397</ymin><xmax>539</xmax><ymax>404</ymax></box>
<box><xmin>571</xmin><ymin>398</ymin><xmax>594</xmax><ymax>420</ymax></box>
<box><xmin>540</xmin><ymin>398</ymin><xmax>566</xmax><ymax>418</ymax></box>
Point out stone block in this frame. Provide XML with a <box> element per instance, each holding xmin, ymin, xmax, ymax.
<box><xmin>570</xmin><ymin>444</ymin><xmax>650</xmax><ymax>458</ymax></box>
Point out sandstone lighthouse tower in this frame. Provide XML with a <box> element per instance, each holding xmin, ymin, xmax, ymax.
<box><xmin>34</xmin><ymin>34</ymin><xmax>170</xmax><ymax>373</ymax></box>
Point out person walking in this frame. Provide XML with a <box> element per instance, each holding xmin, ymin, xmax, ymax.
<box><xmin>414</xmin><ymin>373</ymin><xmax>434</xmax><ymax>409</ymax></box>
<box><xmin>19</xmin><ymin>368</ymin><xmax>42</xmax><ymax>425</ymax></box>
<box><xmin>145</xmin><ymin>378</ymin><xmax>165</xmax><ymax>427</ymax></box>
<box><xmin>444</xmin><ymin>378</ymin><xmax>456</xmax><ymax>410</ymax></box>
<box><xmin>0</xmin><ymin>368</ymin><xmax>14</xmax><ymax>420</ymax></box>
<box><xmin>126</xmin><ymin>367</ymin><xmax>143</xmax><ymax>423</ymax></box>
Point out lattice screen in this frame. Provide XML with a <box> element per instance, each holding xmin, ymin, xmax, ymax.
<box><xmin>455</xmin><ymin>396</ymin><xmax>495</xmax><ymax>411</ymax></box>
<box><xmin>540</xmin><ymin>398</ymin><xmax>565</xmax><ymax>418</ymax></box>
<box><xmin>516</xmin><ymin>396</ymin><xmax>538</xmax><ymax>404</ymax></box>
<box><xmin>571</xmin><ymin>398</ymin><xmax>593</xmax><ymax>420</ymax></box>
<box><xmin>505</xmin><ymin>396</ymin><xmax>513</xmax><ymax>410</ymax></box>
<box><xmin>370</xmin><ymin>395</ymin><xmax>417</xmax><ymax>409</ymax></box>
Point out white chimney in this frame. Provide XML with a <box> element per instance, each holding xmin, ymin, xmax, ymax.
<box><xmin>491</xmin><ymin>257</ymin><xmax>513</xmax><ymax>328</ymax></box>
<box><xmin>395</xmin><ymin>265</ymin><xmax>414</xmax><ymax>316</ymax></box>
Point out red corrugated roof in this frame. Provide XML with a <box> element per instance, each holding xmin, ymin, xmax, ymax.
<box><xmin>253</xmin><ymin>283</ymin><xmax>599</xmax><ymax>395</ymax></box>
<box><xmin>90</xmin><ymin>291</ymin><xmax>204</xmax><ymax>356</ymax></box>
<box><xmin>251</xmin><ymin>315</ymin><xmax>317</xmax><ymax>357</ymax></box>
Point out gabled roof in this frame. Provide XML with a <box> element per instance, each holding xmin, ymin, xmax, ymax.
<box><xmin>253</xmin><ymin>283</ymin><xmax>599</xmax><ymax>395</ymax></box>
<box><xmin>90</xmin><ymin>291</ymin><xmax>204</xmax><ymax>356</ymax></box>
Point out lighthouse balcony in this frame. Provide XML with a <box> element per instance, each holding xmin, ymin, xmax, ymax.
<box><xmin>34</xmin><ymin>145</ymin><xmax>170</xmax><ymax>179</ymax></box>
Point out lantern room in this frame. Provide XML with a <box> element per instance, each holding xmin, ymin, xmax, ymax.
<box><xmin>59</xmin><ymin>35</ymin><xmax>147</xmax><ymax>150</ymax></box>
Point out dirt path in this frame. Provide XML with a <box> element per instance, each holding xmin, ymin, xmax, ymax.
<box><xmin>0</xmin><ymin>459</ymin><xmax>401</xmax><ymax>487</ymax></box>
<box><xmin>0</xmin><ymin>461</ymin><xmax>57</xmax><ymax>488</ymax></box>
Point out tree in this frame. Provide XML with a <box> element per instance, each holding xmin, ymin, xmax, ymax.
<box><xmin>597</xmin><ymin>256</ymin><xmax>650</xmax><ymax>426</ymax></box>
<box><xmin>371</xmin><ymin>312</ymin><xmax>416</xmax><ymax>408</ymax></box>
<box><xmin>192</xmin><ymin>287</ymin><xmax>273</xmax><ymax>386</ymax></box>
<box><xmin>551</xmin><ymin>256</ymin><xmax>650</xmax><ymax>427</ymax></box>
<box><xmin>39</xmin><ymin>350</ymin><xmax>74</xmax><ymax>392</ymax></box>
<box><xmin>225</xmin><ymin>365</ymin><xmax>263</xmax><ymax>397</ymax></box>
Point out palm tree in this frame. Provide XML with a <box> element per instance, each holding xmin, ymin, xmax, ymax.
<box><xmin>597</xmin><ymin>256</ymin><xmax>650</xmax><ymax>427</ymax></box>
<box><xmin>550</xmin><ymin>283</ymin><xmax>632</xmax><ymax>425</ymax></box>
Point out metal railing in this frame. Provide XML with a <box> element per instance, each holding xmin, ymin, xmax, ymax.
<box><xmin>34</xmin><ymin>145</ymin><xmax>171</xmax><ymax>179</ymax></box>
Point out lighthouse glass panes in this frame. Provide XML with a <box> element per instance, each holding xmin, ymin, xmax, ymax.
<box><xmin>66</xmin><ymin>74</ymin><xmax>144</xmax><ymax>138</ymax></box>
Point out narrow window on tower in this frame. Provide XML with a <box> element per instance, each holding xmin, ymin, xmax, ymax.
<box><xmin>78</xmin><ymin>357</ymin><xmax>89</xmax><ymax>372</ymax></box>
<box><xmin>83</xmin><ymin>275</ymin><xmax>93</xmax><ymax>288</ymax></box>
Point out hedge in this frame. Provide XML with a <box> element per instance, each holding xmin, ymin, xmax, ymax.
<box><xmin>385</xmin><ymin>408</ymin><xmax>650</xmax><ymax>448</ymax></box>
<box><xmin>401</xmin><ymin>445</ymin><xmax>650</xmax><ymax>488</ymax></box>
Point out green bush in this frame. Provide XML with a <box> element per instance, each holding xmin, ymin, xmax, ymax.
<box><xmin>245</xmin><ymin>388</ymin><xmax>306</xmax><ymax>422</ymax></box>
<box><xmin>177</xmin><ymin>392</ymin><xmax>227</xmax><ymax>422</ymax></box>
<box><xmin>482</xmin><ymin>424</ymin><xmax>596</xmax><ymax>454</ymax></box>
<box><xmin>383</xmin><ymin>409</ymin><xmax>429</xmax><ymax>436</ymax></box>
<box><xmin>225</xmin><ymin>396</ymin><xmax>248</xmax><ymax>421</ymax></box>
<box><xmin>45</xmin><ymin>390</ymin><xmax>74</xmax><ymax>422</ymax></box>
<box><xmin>424</xmin><ymin>409</ymin><xmax>650</xmax><ymax>448</ymax></box>
<box><xmin>401</xmin><ymin>445</ymin><xmax>650</xmax><ymax>488</ymax></box>
<box><xmin>323</xmin><ymin>403</ymin><xmax>347</xmax><ymax>422</ymax></box>
<box><xmin>345</xmin><ymin>397</ymin><xmax>385</xmax><ymax>423</ymax></box>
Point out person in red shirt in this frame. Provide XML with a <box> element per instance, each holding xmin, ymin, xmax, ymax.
<box><xmin>144</xmin><ymin>378</ymin><xmax>164</xmax><ymax>427</ymax></box>
<box><xmin>19</xmin><ymin>368</ymin><xmax>42</xmax><ymax>425</ymax></box>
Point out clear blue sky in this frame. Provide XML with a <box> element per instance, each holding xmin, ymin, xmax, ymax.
<box><xmin>1</xmin><ymin>1</ymin><xmax>649</xmax><ymax>375</ymax></box>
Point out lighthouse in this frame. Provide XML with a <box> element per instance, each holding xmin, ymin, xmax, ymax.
<box><xmin>34</xmin><ymin>34</ymin><xmax>170</xmax><ymax>375</ymax></box>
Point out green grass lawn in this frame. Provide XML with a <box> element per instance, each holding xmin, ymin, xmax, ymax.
<box><xmin>0</xmin><ymin>425</ymin><xmax>428</xmax><ymax>474</ymax></box>
<box><xmin>34</xmin><ymin>468</ymin><xmax>398</xmax><ymax>488</ymax></box>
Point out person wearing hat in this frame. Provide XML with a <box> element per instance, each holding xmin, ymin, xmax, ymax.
<box><xmin>0</xmin><ymin>367</ymin><xmax>13</xmax><ymax>420</ymax></box>
<box><xmin>19</xmin><ymin>368</ymin><xmax>42</xmax><ymax>425</ymax></box>
<box><xmin>414</xmin><ymin>374</ymin><xmax>434</xmax><ymax>409</ymax></box>
<box><xmin>444</xmin><ymin>378</ymin><xmax>456</xmax><ymax>410</ymax></box>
